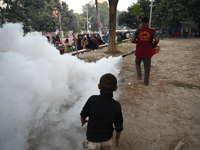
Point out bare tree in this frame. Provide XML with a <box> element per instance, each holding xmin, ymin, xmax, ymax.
<box><xmin>107</xmin><ymin>0</ymin><xmax>119</xmax><ymax>53</ymax></box>
<box><xmin>95</xmin><ymin>0</ymin><xmax>98</xmax><ymax>12</ymax></box>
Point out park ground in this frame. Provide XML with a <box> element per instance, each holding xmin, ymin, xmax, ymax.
<box><xmin>78</xmin><ymin>38</ymin><xmax>200</xmax><ymax>150</ymax></box>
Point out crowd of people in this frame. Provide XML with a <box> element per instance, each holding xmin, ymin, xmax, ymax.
<box><xmin>116</xmin><ymin>31</ymin><xmax>134</xmax><ymax>41</ymax></box>
<box><xmin>47</xmin><ymin>33</ymin><xmax>109</xmax><ymax>54</ymax></box>
<box><xmin>75</xmin><ymin>33</ymin><xmax>105</xmax><ymax>50</ymax></box>
<box><xmin>46</xmin><ymin>31</ymin><xmax>134</xmax><ymax>54</ymax></box>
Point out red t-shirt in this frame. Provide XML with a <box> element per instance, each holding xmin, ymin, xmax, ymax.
<box><xmin>135</xmin><ymin>27</ymin><xmax>156</xmax><ymax>58</ymax></box>
<box><xmin>57</xmin><ymin>41</ymin><xmax>62</xmax><ymax>44</ymax></box>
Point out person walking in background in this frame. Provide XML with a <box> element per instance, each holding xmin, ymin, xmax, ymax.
<box><xmin>195</xmin><ymin>28</ymin><xmax>200</xmax><ymax>37</ymax></box>
<box><xmin>72</xmin><ymin>34</ymin><xmax>78</xmax><ymax>51</ymax></box>
<box><xmin>184</xmin><ymin>24</ymin><xmax>189</xmax><ymax>38</ymax></box>
<box><xmin>131</xmin><ymin>17</ymin><xmax>159</xmax><ymax>86</ymax></box>
<box><xmin>80</xmin><ymin>73</ymin><xmax>123</xmax><ymax>150</ymax></box>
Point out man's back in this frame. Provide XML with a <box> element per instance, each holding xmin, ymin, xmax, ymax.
<box><xmin>135</xmin><ymin>27</ymin><xmax>155</xmax><ymax>57</ymax></box>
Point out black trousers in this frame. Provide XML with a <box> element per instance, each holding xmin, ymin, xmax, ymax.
<box><xmin>135</xmin><ymin>56</ymin><xmax>151</xmax><ymax>85</ymax></box>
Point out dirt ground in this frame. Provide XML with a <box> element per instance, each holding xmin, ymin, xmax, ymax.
<box><xmin>78</xmin><ymin>38</ymin><xmax>200</xmax><ymax>150</ymax></box>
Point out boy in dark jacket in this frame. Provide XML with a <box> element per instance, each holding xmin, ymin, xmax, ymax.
<box><xmin>80</xmin><ymin>73</ymin><xmax>123</xmax><ymax>150</ymax></box>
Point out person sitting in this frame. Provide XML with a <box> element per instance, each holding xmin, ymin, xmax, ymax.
<box><xmin>102</xmin><ymin>33</ymin><xmax>109</xmax><ymax>43</ymax></box>
<box><xmin>64</xmin><ymin>38</ymin><xmax>72</xmax><ymax>53</ymax></box>
<box><xmin>96</xmin><ymin>34</ymin><xmax>104</xmax><ymax>46</ymax></box>
<box><xmin>56</xmin><ymin>39</ymin><xmax>64</xmax><ymax>48</ymax></box>
<box><xmin>81</xmin><ymin>36</ymin><xmax>88</xmax><ymax>49</ymax></box>
<box><xmin>86</xmin><ymin>34</ymin><xmax>98</xmax><ymax>49</ymax></box>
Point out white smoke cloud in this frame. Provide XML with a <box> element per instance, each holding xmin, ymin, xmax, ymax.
<box><xmin>0</xmin><ymin>23</ymin><xmax>122</xmax><ymax>150</ymax></box>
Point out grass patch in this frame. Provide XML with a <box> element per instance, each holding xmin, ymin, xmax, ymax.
<box><xmin>170</xmin><ymin>80</ymin><xmax>200</xmax><ymax>89</ymax></box>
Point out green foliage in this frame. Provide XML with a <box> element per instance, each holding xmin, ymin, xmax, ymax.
<box><xmin>2</xmin><ymin>0</ymin><xmax>199</xmax><ymax>33</ymax></box>
<box><xmin>138</xmin><ymin>0</ymin><xmax>150</xmax><ymax>17</ymax></box>
<box><xmin>118</xmin><ymin>1</ymin><xmax>149</xmax><ymax>29</ymax></box>
<box><xmin>81</xmin><ymin>4</ymin><xmax>97</xmax><ymax>31</ymax></box>
<box><xmin>81</xmin><ymin>1</ymin><xmax>109</xmax><ymax>32</ymax></box>
<box><xmin>59</xmin><ymin>2</ymin><xmax>78</xmax><ymax>32</ymax></box>
<box><xmin>1</xmin><ymin>0</ymin><xmax>60</xmax><ymax>32</ymax></box>
<box><xmin>118</xmin><ymin>10</ymin><xmax>138</xmax><ymax>29</ymax></box>
<box><xmin>0</xmin><ymin>0</ymin><xmax>89</xmax><ymax>33</ymax></box>
<box><xmin>118</xmin><ymin>3</ymin><xmax>143</xmax><ymax>29</ymax></box>
<box><xmin>187</xmin><ymin>0</ymin><xmax>200</xmax><ymax>28</ymax></box>
<box><xmin>99</xmin><ymin>2</ymin><xmax>109</xmax><ymax>27</ymax></box>
<box><xmin>132</xmin><ymin>3</ymin><xmax>144</xmax><ymax>16</ymax></box>
<box><xmin>153</xmin><ymin>0</ymin><xmax>188</xmax><ymax>28</ymax></box>
<box><xmin>118</xmin><ymin>0</ymin><xmax>200</xmax><ymax>29</ymax></box>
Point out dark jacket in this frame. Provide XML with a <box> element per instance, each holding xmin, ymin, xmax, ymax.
<box><xmin>80</xmin><ymin>90</ymin><xmax>123</xmax><ymax>142</ymax></box>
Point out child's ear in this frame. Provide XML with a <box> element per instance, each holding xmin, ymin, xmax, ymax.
<box><xmin>98</xmin><ymin>84</ymin><xmax>101</xmax><ymax>89</ymax></box>
<box><xmin>114</xmin><ymin>86</ymin><xmax>118</xmax><ymax>91</ymax></box>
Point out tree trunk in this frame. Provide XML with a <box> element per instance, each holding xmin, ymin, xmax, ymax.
<box><xmin>107</xmin><ymin>0</ymin><xmax>119</xmax><ymax>53</ymax></box>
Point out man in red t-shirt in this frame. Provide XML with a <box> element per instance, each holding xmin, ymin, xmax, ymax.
<box><xmin>131</xmin><ymin>17</ymin><xmax>159</xmax><ymax>86</ymax></box>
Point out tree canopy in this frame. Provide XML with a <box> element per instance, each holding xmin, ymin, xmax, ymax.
<box><xmin>1</xmin><ymin>0</ymin><xmax>61</xmax><ymax>32</ymax></box>
<box><xmin>0</xmin><ymin>0</ymin><xmax>110</xmax><ymax>33</ymax></box>
<box><xmin>81</xmin><ymin>1</ymin><xmax>109</xmax><ymax>32</ymax></box>
<box><xmin>118</xmin><ymin>0</ymin><xmax>200</xmax><ymax>29</ymax></box>
<box><xmin>1</xmin><ymin>0</ymin><xmax>199</xmax><ymax>33</ymax></box>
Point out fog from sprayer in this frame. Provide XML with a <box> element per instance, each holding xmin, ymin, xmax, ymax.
<box><xmin>0</xmin><ymin>23</ymin><xmax>122</xmax><ymax>150</ymax></box>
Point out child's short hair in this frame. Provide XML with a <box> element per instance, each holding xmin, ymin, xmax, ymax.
<box><xmin>99</xmin><ymin>73</ymin><xmax>117</xmax><ymax>92</ymax></box>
